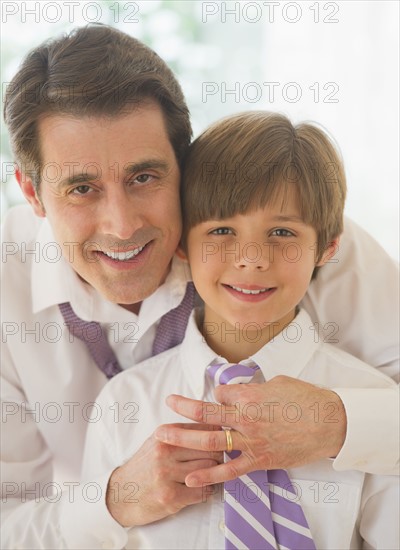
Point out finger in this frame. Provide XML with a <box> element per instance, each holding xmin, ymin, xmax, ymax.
<box><xmin>169</xmin><ymin>445</ymin><xmax>223</xmax><ymax>463</ymax></box>
<box><xmin>159</xmin><ymin>422</ymin><xmax>222</xmax><ymax>432</ymax></box>
<box><xmin>174</xmin><ymin>459</ymin><xmax>221</xmax><ymax>483</ymax></box>
<box><xmin>155</xmin><ymin>425</ymin><xmax>241</xmax><ymax>454</ymax></box>
<box><xmin>173</xmin><ymin>483</ymin><xmax>217</xmax><ymax>507</ymax></box>
<box><xmin>166</xmin><ymin>394</ymin><xmax>240</xmax><ymax>427</ymax></box>
<box><xmin>185</xmin><ymin>454</ymin><xmax>251</xmax><ymax>487</ymax></box>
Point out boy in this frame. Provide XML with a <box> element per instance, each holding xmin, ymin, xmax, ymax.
<box><xmin>81</xmin><ymin>112</ymin><xmax>398</xmax><ymax>549</ymax></box>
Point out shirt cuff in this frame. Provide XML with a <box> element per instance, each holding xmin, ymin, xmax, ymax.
<box><xmin>60</xmin><ymin>472</ymin><xmax>128</xmax><ymax>549</ymax></box>
<box><xmin>332</xmin><ymin>387</ymin><xmax>400</xmax><ymax>475</ymax></box>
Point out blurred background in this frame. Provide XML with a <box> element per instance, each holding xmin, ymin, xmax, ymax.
<box><xmin>1</xmin><ymin>0</ymin><xmax>399</xmax><ymax>260</ymax></box>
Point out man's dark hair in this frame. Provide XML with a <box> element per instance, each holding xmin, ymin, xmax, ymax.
<box><xmin>4</xmin><ymin>24</ymin><xmax>192</xmax><ymax>188</ymax></box>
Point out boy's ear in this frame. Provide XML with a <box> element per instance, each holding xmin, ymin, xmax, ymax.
<box><xmin>176</xmin><ymin>244</ymin><xmax>189</xmax><ymax>262</ymax></box>
<box><xmin>15</xmin><ymin>168</ymin><xmax>46</xmax><ymax>218</ymax></box>
<box><xmin>316</xmin><ymin>237</ymin><xmax>340</xmax><ymax>266</ymax></box>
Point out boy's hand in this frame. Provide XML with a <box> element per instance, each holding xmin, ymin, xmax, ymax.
<box><xmin>155</xmin><ymin>375</ymin><xmax>346</xmax><ymax>487</ymax></box>
<box><xmin>106</xmin><ymin>424</ymin><xmax>222</xmax><ymax>527</ymax></box>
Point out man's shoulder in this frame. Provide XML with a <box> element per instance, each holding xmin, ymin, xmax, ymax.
<box><xmin>1</xmin><ymin>205</ymin><xmax>43</xmax><ymax>278</ymax></box>
<box><xmin>1</xmin><ymin>204</ymin><xmax>43</xmax><ymax>244</ymax></box>
<box><xmin>314</xmin><ymin>340</ymin><xmax>396</xmax><ymax>389</ymax></box>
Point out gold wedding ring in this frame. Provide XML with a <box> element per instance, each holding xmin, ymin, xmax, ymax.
<box><xmin>224</xmin><ymin>428</ymin><xmax>233</xmax><ymax>453</ymax></box>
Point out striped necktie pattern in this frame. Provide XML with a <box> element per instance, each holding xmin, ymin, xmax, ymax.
<box><xmin>207</xmin><ymin>362</ymin><xmax>316</xmax><ymax>550</ymax></box>
<box><xmin>59</xmin><ymin>302</ymin><xmax>121</xmax><ymax>378</ymax></box>
<box><xmin>152</xmin><ymin>281</ymin><xmax>195</xmax><ymax>356</ymax></box>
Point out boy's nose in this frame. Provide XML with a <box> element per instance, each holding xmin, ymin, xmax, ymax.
<box><xmin>235</xmin><ymin>243</ymin><xmax>270</xmax><ymax>271</ymax></box>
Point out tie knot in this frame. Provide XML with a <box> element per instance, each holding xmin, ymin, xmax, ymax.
<box><xmin>207</xmin><ymin>362</ymin><xmax>260</xmax><ymax>386</ymax></box>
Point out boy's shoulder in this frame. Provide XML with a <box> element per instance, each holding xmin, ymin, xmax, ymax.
<box><xmin>97</xmin><ymin>344</ymin><xmax>184</xmax><ymax>402</ymax></box>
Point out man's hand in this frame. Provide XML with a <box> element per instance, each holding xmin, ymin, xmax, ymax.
<box><xmin>106</xmin><ymin>424</ymin><xmax>222</xmax><ymax>527</ymax></box>
<box><xmin>155</xmin><ymin>375</ymin><xmax>347</xmax><ymax>487</ymax></box>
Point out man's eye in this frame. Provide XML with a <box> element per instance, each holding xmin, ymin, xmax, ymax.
<box><xmin>134</xmin><ymin>174</ymin><xmax>153</xmax><ymax>184</ymax></box>
<box><xmin>210</xmin><ymin>227</ymin><xmax>232</xmax><ymax>235</ymax></box>
<box><xmin>71</xmin><ymin>185</ymin><xmax>92</xmax><ymax>195</ymax></box>
<box><xmin>271</xmin><ymin>228</ymin><xmax>294</xmax><ymax>237</ymax></box>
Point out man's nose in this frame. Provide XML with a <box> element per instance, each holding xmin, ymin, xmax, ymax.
<box><xmin>100</xmin><ymin>188</ymin><xmax>142</xmax><ymax>241</ymax></box>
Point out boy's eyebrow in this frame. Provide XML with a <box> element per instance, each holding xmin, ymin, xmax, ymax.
<box><xmin>57</xmin><ymin>159</ymin><xmax>170</xmax><ymax>188</ymax></box>
<box><xmin>271</xmin><ymin>215</ymin><xmax>305</xmax><ymax>223</ymax></box>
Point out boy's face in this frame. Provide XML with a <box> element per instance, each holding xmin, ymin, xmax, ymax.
<box><xmin>184</xmin><ymin>189</ymin><xmax>335</xmax><ymax>346</ymax></box>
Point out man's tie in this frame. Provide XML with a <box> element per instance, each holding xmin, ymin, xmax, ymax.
<box><xmin>59</xmin><ymin>282</ymin><xmax>195</xmax><ymax>377</ymax></box>
<box><xmin>152</xmin><ymin>282</ymin><xmax>195</xmax><ymax>356</ymax></box>
<box><xmin>59</xmin><ymin>302</ymin><xmax>121</xmax><ymax>379</ymax></box>
<box><xmin>207</xmin><ymin>362</ymin><xmax>316</xmax><ymax>550</ymax></box>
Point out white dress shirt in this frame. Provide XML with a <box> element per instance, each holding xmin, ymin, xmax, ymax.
<box><xmin>80</xmin><ymin>309</ymin><xmax>399</xmax><ymax>550</ymax></box>
<box><xmin>1</xmin><ymin>204</ymin><xmax>399</xmax><ymax>549</ymax></box>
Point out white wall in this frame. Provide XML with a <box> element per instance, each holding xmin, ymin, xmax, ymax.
<box><xmin>1</xmin><ymin>0</ymin><xmax>398</xmax><ymax>259</ymax></box>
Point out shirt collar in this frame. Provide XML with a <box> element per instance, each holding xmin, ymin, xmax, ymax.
<box><xmin>180</xmin><ymin>308</ymin><xmax>319</xmax><ymax>399</ymax></box>
<box><xmin>251</xmin><ymin>309</ymin><xmax>319</xmax><ymax>380</ymax></box>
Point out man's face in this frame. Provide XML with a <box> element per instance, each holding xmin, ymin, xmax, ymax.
<box><xmin>30</xmin><ymin>102</ymin><xmax>182</xmax><ymax>311</ymax></box>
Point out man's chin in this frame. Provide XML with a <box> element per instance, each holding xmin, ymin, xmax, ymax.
<box><xmin>99</xmin><ymin>281</ymin><xmax>159</xmax><ymax>314</ymax></box>
<box><xmin>74</xmin><ymin>259</ymin><xmax>173</xmax><ymax>311</ymax></box>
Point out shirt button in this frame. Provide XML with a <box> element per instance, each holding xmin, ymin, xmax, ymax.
<box><xmin>219</xmin><ymin>520</ymin><xmax>225</xmax><ymax>532</ymax></box>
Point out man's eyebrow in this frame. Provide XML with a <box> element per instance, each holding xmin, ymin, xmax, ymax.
<box><xmin>57</xmin><ymin>159</ymin><xmax>171</xmax><ymax>188</ymax></box>
<box><xmin>58</xmin><ymin>173</ymin><xmax>99</xmax><ymax>188</ymax></box>
<box><xmin>124</xmin><ymin>159</ymin><xmax>170</xmax><ymax>174</ymax></box>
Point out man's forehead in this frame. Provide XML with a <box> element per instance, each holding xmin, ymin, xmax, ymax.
<box><xmin>37</xmin><ymin>104</ymin><xmax>175</xmax><ymax>165</ymax></box>
<box><xmin>36</xmin><ymin>104</ymin><xmax>178</xmax><ymax>186</ymax></box>
<box><xmin>38</xmin><ymin>100</ymin><xmax>164</xmax><ymax>133</ymax></box>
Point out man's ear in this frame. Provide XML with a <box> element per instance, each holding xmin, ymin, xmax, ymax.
<box><xmin>316</xmin><ymin>237</ymin><xmax>340</xmax><ymax>266</ymax></box>
<box><xmin>175</xmin><ymin>244</ymin><xmax>189</xmax><ymax>262</ymax></box>
<box><xmin>15</xmin><ymin>168</ymin><xmax>45</xmax><ymax>217</ymax></box>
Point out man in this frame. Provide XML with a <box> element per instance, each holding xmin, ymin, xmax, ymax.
<box><xmin>1</xmin><ymin>24</ymin><xmax>398</xmax><ymax>549</ymax></box>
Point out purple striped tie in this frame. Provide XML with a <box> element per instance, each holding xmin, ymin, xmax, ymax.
<box><xmin>152</xmin><ymin>282</ymin><xmax>195</xmax><ymax>356</ymax></box>
<box><xmin>207</xmin><ymin>363</ymin><xmax>316</xmax><ymax>550</ymax></box>
<box><xmin>59</xmin><ymin>302</ymin><xmax>121</xmax><ymax>379</ymax></box>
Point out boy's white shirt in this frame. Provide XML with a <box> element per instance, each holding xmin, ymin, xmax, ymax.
<box><xmin>79</xmin><ymin>309</ymin><xmax>398</xmax><ymax>550</ymax></box>
<box><xmin>1</xmin><ymin>204</ymin><xmax>399</xmax><ymax>549</ymax></box>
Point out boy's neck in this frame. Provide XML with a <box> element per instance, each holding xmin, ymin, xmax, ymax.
<box><xmin>199</xmin><ymin>306</ymin><xmax>297</xmax><ymax>363</ymax></box>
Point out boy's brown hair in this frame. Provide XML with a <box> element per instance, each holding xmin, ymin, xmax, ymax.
<box><xmin>4</xmin><ymin>24</ymin><xmax>192</xmax><ymax>189</ymax></box>
<box><xmin>181</xmin><ymin>111</ymin><xmax>346</xmax><ymax>262</ymax></box>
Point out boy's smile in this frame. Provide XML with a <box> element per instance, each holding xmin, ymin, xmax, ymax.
<box><xmin>222</xmin><ymin>283</ymin><xmax>276</xmax><ymax>302</ymax></box>
<box><xmin>184</xmin><ymin>190</ymin><xmax>335</xmax><ymax>359</ymax></box>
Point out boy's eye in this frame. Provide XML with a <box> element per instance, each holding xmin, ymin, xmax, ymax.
<box><xmin>271</xmin><ymin>228</ymin><xmax>294</xmax><ymax>237</ymax></box>
<box><xmin>210</xmin><ymin>227</ymin><xmax>233</xmax><ymax>235</ymax></box>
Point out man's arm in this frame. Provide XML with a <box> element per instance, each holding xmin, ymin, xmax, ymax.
<box><xmin>155</xmin><ymin>378</ymin><xmax>399</xmax><ymax>487</ymax></box>
<box><xmin>1</xmin><ymin>337</ymin><xmax>132</xmax><ymax>550</ymax></box>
